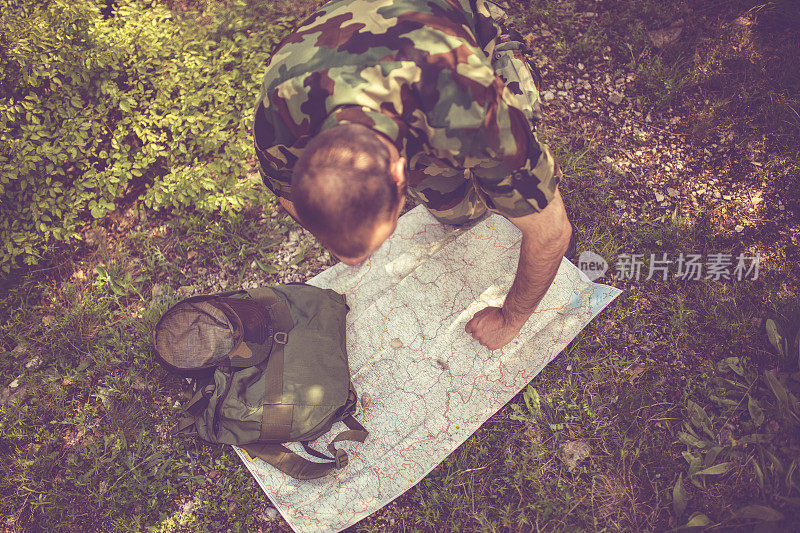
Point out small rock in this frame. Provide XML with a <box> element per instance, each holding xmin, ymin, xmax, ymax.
<box><xmin>666</xmin><ymin>187</ymin><xmax>680</xmax><ymax>197</ymax></box>
<box><xmin>654</xmin><ymin>192</ymin><xmax>665</xmax><ymax>202</ymax></box>
<box><xmin>602</xmin><ymin>156</ymin><xmax>614</xmax><ymax>165</ymax></box>
<box><xmin>563</xmin><ymin>81</ymin><xmax>573</xmax><ymax>90</ymax></box>
<box><xmin>647</xmin><ymin>25</ymin><xmax>683</xmax><ymax>48</ymax></box>
<box><xmin>560</xmin><ymin>440</ymin><xmax>591</xmax><ymax>471</ymax></box>
<box><xmin>42</xmin><ymin>315</ymin><xmax>55</xmax><ymax>327</ymax></box>
<box><xmin>542</xmin><ymin>91</ymin><xmax>555</xmax><ymax>102</ymax></box>
<box><xmin>265</xmin><ymin>507</ymin><xmax>279</xmax><ymax>521</ymax></box>
<box><xmin>25</xmin><ymin>355</ymin><xmax>42</xmax><ymax>370</ymax></box>
<box><xmin>97</xmin><ymin>387</ymin><xmax>114</xmax><ymax>410</ymax></box>
<box><xmin>390</xmin><ymin>338</ymin><xmax>403</xmax><ymax>349</ymax></box>
<box><xmin>0</xmin><ymin>385</ymin><xmax>30</xmax><ymax>408</ymax></box>
<box><xmin>11</xmin><ymin>344</ymin><xmax>27</xmax><ymax>357</ymax></box>
<box><xmin>577</xmin><ymin>62</ymin><xmax>585</xmax><ymax>70</ymax></box>
<box><xmin>608</xmin><ymin>93</ymin><xmax>624</xmax><ymax>105</ymax></box>
<box><xmin>735</xmin><ymin>224</ymin><xmax>744</xmax><ymax>233</ymax></box>
<box><xmin>9</xmin><ymin>377</ymin><xmax>21</xmax><ymax>389</ymax></box>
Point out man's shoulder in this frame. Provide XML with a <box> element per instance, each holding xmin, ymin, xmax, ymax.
<box><xmin>262</xmin><ymin>0</ymin><xmax>478</xmax><ymax>84</ymax></box>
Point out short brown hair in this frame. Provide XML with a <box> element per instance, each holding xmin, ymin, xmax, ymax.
<box><xmin>291</xmin><ymin>124</ymin><xmax>399</xmax><ymax>258</ymax></box>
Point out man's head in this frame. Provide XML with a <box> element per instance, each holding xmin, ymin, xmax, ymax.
<box><xmin>291</xmin><ymin>123</ymin><xmax>406</xmax><ymax>266</ymax></box>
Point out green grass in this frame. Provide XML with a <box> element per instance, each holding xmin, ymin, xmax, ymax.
<box><xmin>2</xmin><ymin>0</ymin><xmax>800</xmax><ymax>530</ymax></box>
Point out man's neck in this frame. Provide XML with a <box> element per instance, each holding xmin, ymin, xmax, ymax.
<box><xmin>373</xmin><ymin>129</ymin><xmax>401</xmax><ymax>163</ymax></box>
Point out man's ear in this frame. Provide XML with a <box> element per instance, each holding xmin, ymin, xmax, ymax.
<box><xmin>391</xmin><ymin>157</ymin><xmax>406</xmax><ymax>186</ymax></box>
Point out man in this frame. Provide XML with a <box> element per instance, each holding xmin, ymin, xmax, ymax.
<box><xmin>254</xmin><ymin>0</ymin><xmax>572</xmax><ymax>350</ymax></box>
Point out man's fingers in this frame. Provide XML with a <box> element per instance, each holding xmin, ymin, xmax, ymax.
<box><xmin>465</xmin><ymin>310</ymin><xmax>484</xmax><ymax>334</ymax></box>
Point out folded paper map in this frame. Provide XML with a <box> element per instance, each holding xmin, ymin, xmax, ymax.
<box><xmin>234</xmin><ymin>206</ymin><xmax>622</xmax><ymax>532</ymax></box>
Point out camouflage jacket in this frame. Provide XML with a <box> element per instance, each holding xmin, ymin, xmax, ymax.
<box><xmin>254</xmin><ymin>0</ymin><xmax>559</xmax><ymax>220</ymax></box>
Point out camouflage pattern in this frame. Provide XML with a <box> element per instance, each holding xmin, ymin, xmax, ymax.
<box><xmin>254</xmin><ymin>0</ymin><xmax>559</xmax><ymax>225</ymax></box>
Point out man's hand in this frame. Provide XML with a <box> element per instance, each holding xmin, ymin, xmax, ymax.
<box><xmin>465</xmin><ymin>306</ymin><xmax>526</xmax><ymax>351</ymax></box>
<box><xmin>465</xmin><ymin>188</ymin><xmax>572</xmax><ymax>350</ymax></box>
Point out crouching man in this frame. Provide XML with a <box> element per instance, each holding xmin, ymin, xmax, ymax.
<box><xmin>253</xmin><ymin>0</ymin><xmax>572</xmax><ymax>350</ymax></box>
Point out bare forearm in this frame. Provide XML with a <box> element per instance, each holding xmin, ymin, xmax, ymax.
<box><xmin>502</xmin><ymin>228</ymin><xmax>570</xmax><ymax>325</ymax></box>
<box><xmin>502</xmin><ymin>190</ymin><xmax>572</xmax><ymax>327</ymax></box>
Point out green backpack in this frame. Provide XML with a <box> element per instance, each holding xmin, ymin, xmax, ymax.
<box><xmin>153</xmin><ymin>284</ymin><xmax>368</xmax><ymax>480</ymax></box>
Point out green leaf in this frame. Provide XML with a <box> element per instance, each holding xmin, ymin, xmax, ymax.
<box><xmin>766</xmin><ymin>449</ymin><xmax>786</xmax><ymax>476</ymax></box>
<box><xmin>776</xmin><ymin>495</ymin><xmax>800</xmax><ymax>506</ymax></box>
<box><xmin>678</xmin><ymin>432</ymin><xmax>708</xmax><ymax>449</ymax></box>
<box><xmin>753</xmin><ymin>460</ymin><xmax>764</xmax><ymax>489</ymax></box>
<box><xmin>786</xmin><ymin>458</ymin><xmax>797</xmax><ymax>492</ymax></box>
<box><xmin>765</xmin><ymin>318</ymin><xmax>787</xmax><ymax>358</ymax></box>
<box><xmin>673</xmin><ymin>473</ymin><xmax>688</xmax><ymax>517</ymax></box>
<box><xmin>737</xmin><ymin>434</ymin><xmax>773</xmax><ymax>445</ymax></box>
<box><xmin>735</xmin><ymin>505</ymin><xmax>784</xmax><ymax>522</ymax></box>
<box><xmin>765</xmin><ymin>370</ymin><xmax>790</xmax><ymax>414</ymax></box>
<box><xmin>682</xmin><ymin>512</ymin><xmax>711</xmax><ymax>528</ymax></box>
<box><xmin>254</xmin><ymin>260</ymin><xmax>277</xmax><ymax>274</ymax></box>
<box><xmin>687</xmin><ymin>401</ymin><xmax>714</xmax><ymax>439</ymax></box>
<box><xmin>288</xmin><ymin>252</ymin><xmax>305</xmax><ymax>266</ymax></box>
<box><xmin>717</xmin><ymin>357</ymin><xmax>744</xmax><ymax>376</ymax></box>
<box><xmin>709</xmin><ymin>393</ymin><xmax>737</xmax><ymax>407</ymax></box>
<box><xmin>703</xmin><ymin>446</ymin><xmax>724</xmax><ymax>468</ymax></box>
<box><xmin>691</xmin><ymin>462</ymin><xmax>732</xmax><ymax>476</ymax></box>
<box><xmin>686</xmin><ymin>453</ymin><xmax>703</xmax><ymax>483</ymax></box>
<box><xmin>748</xmin><ymin>396</ymin><xmax>765</xmax><ymax>426</ymax></box>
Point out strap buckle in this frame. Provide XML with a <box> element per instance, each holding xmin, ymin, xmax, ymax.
<box><xmin>334</xmin><ymin>449</ymin><xmax>348</xmax><ymax>469</ymax></box>
<box><xmin>273</xmin><ymin>331</ymin><xmax>288</xmax><ymax>345</ymax></box>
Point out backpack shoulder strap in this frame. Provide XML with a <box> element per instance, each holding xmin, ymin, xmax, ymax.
<box><xmin>243</xmin><ymin>416</ymin><xmax>369</xmax><ymax>480</ymax></box>
<box><xmin>241</xmin><ymin>442</ymin><xmax>344</xmax><ymax>480</ymax></box>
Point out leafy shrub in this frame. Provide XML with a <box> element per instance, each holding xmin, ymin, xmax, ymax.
<box><xmin>673</xmin><ymin>357</ymin><xmax>800</xmax><ymax>526</ymax></box>
<box><xmin>0</xmin><ymin>0</ymin><xmax>292</xmax><ymax>273</ymax></box>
